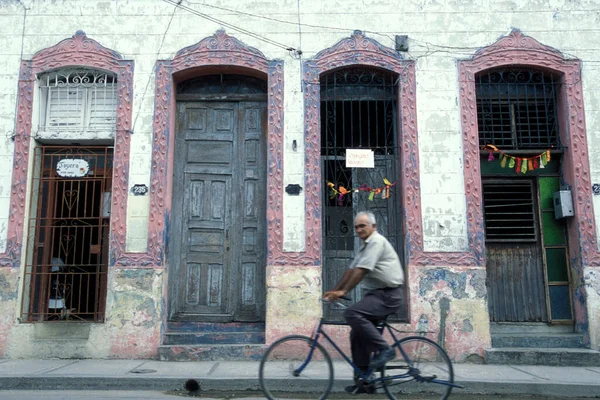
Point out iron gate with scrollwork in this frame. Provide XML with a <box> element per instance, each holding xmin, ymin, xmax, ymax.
<box><xmin>320</xmin><ymin>67</ymin><xmax>406</xmax><ymax>321</ymax></box>
<box><xmin>21</xmin><ymin>146</ymin><xmax>112</xmax><ymax>322</ymax></box>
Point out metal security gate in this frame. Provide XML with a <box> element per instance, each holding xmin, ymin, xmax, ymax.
<box><xmin>320</xmin><ymin>67</ymin><xmax>405</xmax><ymax>321</ymax></box>
<box><xmin>21</xmin><ymin>146</ymin><xmax>112</xmax><ymax>322</ymax></box>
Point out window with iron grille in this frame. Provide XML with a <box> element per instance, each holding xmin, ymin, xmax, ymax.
<box><xmin>476</xmin><ymin>68</ymin><xmax>560</xmax><ymax>150</ymax></box>
<box><xmin>38</xmin><ymin>68</ymin><xmax>118</xmax><ymax>133</ymax></box>
<box><xmin>320</xmin><ymin>67</ymin><xmax>405</xmax><ymax>321</ymax></box>
<box><xmin>21</xmin><ymin>146</ymin><xmax>113</xmax><ymax>322</ymax></box>
<box><xmin>482</xmin><ymin>180</ymin><xmax>538</xmax><ymax>242</ymax></box>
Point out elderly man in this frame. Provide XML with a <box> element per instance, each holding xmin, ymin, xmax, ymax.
<box><xmin>323</xmin><ymin>211</ymin><xmax>404</xmax><ymax>394</ymax></box>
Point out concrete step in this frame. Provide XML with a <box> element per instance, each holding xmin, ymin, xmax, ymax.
<box><xmin>158</xmin><ymin>344</ymin><xmax>265</xmax><ymax>361</ymax></box>
<box><xmin>163</xmin><ymin>331</ymin><xmax>265</xmax><ymax>345</ymax></box>
<box><xmin>491</xmin><ymin>333</ymin><xmax>585</xmax><ymax>348</ymax></box>
<box><xmin>490</xmin><ymin>322</ymin><xmax>573</xmax><ymax>334</ymax></box>
<box><xmin>166</xmin><ymin>321</ymin><xmax>265</xmax><ymax>333</ymax></box>
<box><xmin>485</xmin><ymin>347</ymin><xmax>600</xmax><ymax>366</ymax></box>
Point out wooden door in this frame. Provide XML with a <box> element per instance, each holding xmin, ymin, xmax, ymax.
<box><xmin>483</xmin><ymin>179</ymin><xmax>548</xmax><ymax>322</ymax></box>
<box><xmin>170</xmin><ymin>101</ymin><xmax>266</xmax><ymax>322</ymax></box>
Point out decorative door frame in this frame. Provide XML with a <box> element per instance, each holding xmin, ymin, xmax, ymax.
<box><xmin>1</xmin><ymin>30</ymin><xmax>134</xmax><ymax>269</ymax></box>
<box><xmin>150</xmin><ymin>30</ymin><xmax>284</xmax><ymax>275</ymax></box>
<box><xmin>301</xmin><ymin>30</ymin><xmax>477</xmax><ymax>267</ymax></box>
<box><xmin>458</xmin><ymin>29</ymin><xmax>594</xmax><ymax>336</ymax></box>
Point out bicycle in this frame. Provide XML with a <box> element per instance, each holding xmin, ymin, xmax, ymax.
<box><xmin>259</xmin><ymin>299</ymin><xmax>461</xmax><ymax>400</ymax></box>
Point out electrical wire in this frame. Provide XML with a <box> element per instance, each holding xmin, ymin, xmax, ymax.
<box><xmin>130</xmin><ymin>0</ymin><xmax>180</xmax><ymax>135</ymax></box>
<box><xmin>161</xmin><ymin>0</ymin><xmax>296</xmax><ymax>51</ymax></box>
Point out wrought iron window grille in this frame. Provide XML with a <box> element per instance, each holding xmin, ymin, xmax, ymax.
<box><xmin>476</xmin><ymin>68</ymin><xmax>560</xmax><ymax>150</ymax></box>
<box><xmin>38</xmin><ymin>68</ymin><xmax>118</xmax><ymax>134</ymax></box>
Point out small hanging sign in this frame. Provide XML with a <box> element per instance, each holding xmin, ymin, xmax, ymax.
<box><xmin>346</xmin><ymin>149</ymin><xmax>374</xmax><ymax>168</ymax></box>
<box><xmin>56</xmin><ymin>159</ymin><xmax>89</xmax><ymax>177</ymax></box>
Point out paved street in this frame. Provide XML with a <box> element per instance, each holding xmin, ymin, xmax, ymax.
<box><xmin>0</xmin><ymin>392</ymin><xmax>596</xmax><ymax>400</ymax></box>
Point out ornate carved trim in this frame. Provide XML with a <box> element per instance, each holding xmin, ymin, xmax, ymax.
<box><xmin>298</xmin><ymin>30</ymin><xmax>456</xmax><ymax>266</ymax></box>
<box><xmin>458</xmin><ymin>29</ymin><xmax>596</xmax><ymax>269</ymax></box>
<box><xmin>150</xmin><ymin>30</ymin><xmax>284</xmax><ymax>268</ymax></box>
<box><xmin>1</xmin><ymin>31</ymin><xmax>134</xmax><ymax>268</ymax></box>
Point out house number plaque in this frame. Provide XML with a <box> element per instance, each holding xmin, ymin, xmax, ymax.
<box><xmin>131</xmin><ymin>184</ymin><xmax>149</xmax><ymax>196</ymax></box>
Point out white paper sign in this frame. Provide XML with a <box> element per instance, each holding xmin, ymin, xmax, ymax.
<box><xmin>56</xmin><ymin>159</ymin><xmax>89</xmax><ymax>177</ymax></box>
<box><xmin>345</xmin><ymin>149</ymin><xmax>374</xmax><ymax>168</ymax></box>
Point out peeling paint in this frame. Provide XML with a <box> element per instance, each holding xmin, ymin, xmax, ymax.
<box><xmin>0</xmin><ymin>271</ymin><xmax>17</xmax><ymax>301</ymax></box>
<box><xmin>463</xmin><ymin>319</ymin><xmax>473</xmax><ymax>333</ymax></box>
<box><xmin>419</xmin><ymin>269</ymin><xmax>468</xmax><ymax>299</ymax></box>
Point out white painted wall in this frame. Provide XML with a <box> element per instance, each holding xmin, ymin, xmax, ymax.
<box><xmin>0</xmin><ymin>0</ymin><xmax>598</xmax><ymax>254</ymax></box>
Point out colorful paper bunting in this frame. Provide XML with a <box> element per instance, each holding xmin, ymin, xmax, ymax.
<box><xmin>482</xmin><ymin>144</ymin><xmax>554</xmax><ymax>174</ymax></box>
<box><xmin>327</xmin><ymin>179</ymin><xmax>396</xmax><ymax>205</ymax></box>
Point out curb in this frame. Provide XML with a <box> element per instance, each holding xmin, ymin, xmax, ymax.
<box><xmin>1</xmin><ymin>377</ymin><xmax>600</xmax><ymax>398</ymax></box>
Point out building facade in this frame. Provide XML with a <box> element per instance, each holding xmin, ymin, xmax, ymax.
<box><xmin>0</xmin><ymin>0</ymin><xmax>599</xmax><ymax>362</ymax></box>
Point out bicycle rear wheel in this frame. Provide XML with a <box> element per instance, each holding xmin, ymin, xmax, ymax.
<box><xmin>380</xmin><ymin>336</ymin><xmax>454</xmax><ymax>400</ymax></box>
<box><xmin>259</xmin><ymin>335</ymin><xmax>333</xmax><ymax>400</ymax></box>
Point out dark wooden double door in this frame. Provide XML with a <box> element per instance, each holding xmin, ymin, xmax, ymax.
<box><xmin>169</xmin><ymin>101</ymin><xmax>266</xmax><ymax>322</ymax></box>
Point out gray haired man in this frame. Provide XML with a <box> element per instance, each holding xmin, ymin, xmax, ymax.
<box><xmin>323</xmin><ymin>211</ymin><xmax>404</xmax><ymax>394</ymax></box>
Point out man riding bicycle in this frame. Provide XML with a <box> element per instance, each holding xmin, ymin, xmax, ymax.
<box><xmin>323</xmin><ymin>211</ymin><xmax>404</xmax><ymax>394</ymax></box>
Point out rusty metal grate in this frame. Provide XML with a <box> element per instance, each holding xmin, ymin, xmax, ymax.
<box><xmin>476</xmin><ymin>68</ymin><xmax>560</xmax><ymax>150</ymax></box>
<box><xmin>21</xmin><ymin>146</ymin><xmax>113</xmax><ymax>322</ymax></box>
<box><xmin>320</xmin><ymin>67</ymin><xmax>405</xmax><ymax>321</ymax></box>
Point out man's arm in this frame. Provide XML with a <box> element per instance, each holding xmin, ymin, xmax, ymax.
<box><xmin>323</xmin><ymin>268</ymin><xmax>369</xmax><ymax>301</ymax></box>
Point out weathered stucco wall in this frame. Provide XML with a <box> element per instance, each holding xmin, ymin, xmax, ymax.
<box><xmin>0</xmin><ymin>0</ymin><xmax>598</xmax><ymax>360</ymax></box>
<box><xmin>585</xmin><ymin>267</ymin><xmax>600</xmax><ymax>350</ymax></box>
<box><xmin>0</xmin><ymin>268</ymin><xmax>18</xmax><ymax>358</ymax></box>
<box><xmin>4</xmin><ymin>268</ymin><xmax>162</xmax><ymax>359</ymax></box>
<box><xmin>266</xmin><ymin>263</ymin><xmax>490</xmax><ymax>362</ymax></box>
<box><xmin>0</xmin><ymin>0</ymin><xmax>597</xmax><ymax>255</ymax></box>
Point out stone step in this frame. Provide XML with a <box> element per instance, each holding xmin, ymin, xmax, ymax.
<box><xmin>491</xmin><ymin>333</ymin><xmax>585</xmax><ymax>348</ymax></box>
<box><xmin>158</xmin><ymin>344</ymin><xmax>265</xmax><ymax>361</ymax></box>
<box><xmin>163</xmin><ymin>331</ymin><xmax>265</xmax><ymax>345</ymax></box>
<box><xmin>489</xmin><ymin>322</ymin><xmax>573</xmax><ymax>335</ymax></box>
<box><xmin>166</xmin><ymin>321</ymin><xmax>265</xmax><ymax>333</ymax></box>
<box><xmin>485</xmin><ymin>347</ymin><xmax>600</xmax><ymax>366</ymax></box>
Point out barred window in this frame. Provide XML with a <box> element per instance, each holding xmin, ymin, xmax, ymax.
<box><xmin>38</xmin><ymin>69</ymin><xmax>118</xmax><ymax>133</ymax></box>
<box><xmin>476</xmin><ymin>68</ymin><xmax>560</xmax><ymax>150</ymax></box>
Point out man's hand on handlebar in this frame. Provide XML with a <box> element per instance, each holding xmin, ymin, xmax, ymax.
<box><xmin>322</xmin><ymin>290</ymin><xmax>347</xmax><ymax>302</ymax></box>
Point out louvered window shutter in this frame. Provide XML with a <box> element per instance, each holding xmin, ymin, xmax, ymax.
<box><xmin>40</xmin><ymin>69</ymin><xmax>118</xmax><ymax>133</ymax></box>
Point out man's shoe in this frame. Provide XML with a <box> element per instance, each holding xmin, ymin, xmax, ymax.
<box><xmin>344</xmin><ymin>384</ymin><xmax>376</xmax><ymax>395</ymax></box>
<box><xmin>369</xmin><ymin>346</ymin><xmax>396</xmax><ymax>370</ymax></box>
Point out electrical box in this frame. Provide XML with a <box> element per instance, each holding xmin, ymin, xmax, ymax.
<box><xmin>553</xmin><ymin>190</ymin><xmax>574</xmax><ymax>219</ymax></box>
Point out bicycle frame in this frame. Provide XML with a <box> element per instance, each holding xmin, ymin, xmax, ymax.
<box><xmin>295</xmin><ymin>317</ymin><xmax>461</xmax><ymax>389</ymax></box>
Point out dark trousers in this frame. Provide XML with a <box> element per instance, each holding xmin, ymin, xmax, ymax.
<box><xmin>343</xmin><ymin>287</ymin><xmax>403</xmax><ymax>370</ymax></box>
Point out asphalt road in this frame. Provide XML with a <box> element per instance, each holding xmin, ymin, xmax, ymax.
<box><xmin>0</xmin><ymin>391</ymin><xmax>596</xmax><ymax>400</ymax></box>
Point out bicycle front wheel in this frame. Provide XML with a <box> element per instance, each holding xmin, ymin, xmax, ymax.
<box><xmin>381</xmin><ymin>336</ymin><xmax>454</xmax><ymax>400</ymax></box>
<box><xmin>259</xmin><ymin>335</ymin><xmax>333</xmax><ymax>400</ymax></box>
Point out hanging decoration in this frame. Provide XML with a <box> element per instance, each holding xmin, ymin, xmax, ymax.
<box><xmin>327</xmin><ymin>179</ymin><xmax>396</xmax><ymax>206</ymax></box>
<box><xmin>482</xmin><ymin>144</ymin><xmax>552</xmax><ymax>174</ymax></box>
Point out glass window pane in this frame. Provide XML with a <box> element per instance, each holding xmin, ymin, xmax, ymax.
<box><xmin>542</xmin><ymin>211</ymin><xmax>566</xmax><ymax>245</ymax></box>
<box><xmin>549</xmin><ymin>285</ymin><xmax>572</xmax><ymax>320</ymax></box>
<box><xmin>546</xmin><ymin>248</ymin><xmax>568</xmax><ymax>282</ymax></box>
<box><xmin>539</xmin><ymin>177</ymin><xmax>559</xmax><ymax>210</ymax></box>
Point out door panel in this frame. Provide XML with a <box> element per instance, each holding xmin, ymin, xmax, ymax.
<box><xmin>180</xmin><ymin>174</ymin><xmax>232</xmax><ymax>315</ymax></box>
<box><xmin>171</xmin><ymin>101</ymin><xmax>265</xmax><ymax>322</ymax></box>
<box><xmin>483</xmin><ymin>178</ymin><xmax>548</xmax><ymax>322</ymax></box>
<box><xmin>487</xmin><ymin>242</ymin><xmax>547</xmax><ymax>322</ymax></box>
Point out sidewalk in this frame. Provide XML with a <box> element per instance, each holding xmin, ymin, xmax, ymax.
<box><xmin>0</xmin><ymin>359</ymin><xmax>599</xmax><ymax>398</ymax></box>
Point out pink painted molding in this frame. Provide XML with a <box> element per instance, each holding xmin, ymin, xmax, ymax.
<box><xmin>151</xmin><ymin>30</ymin><xmax>284</xmax><ymax>267</ymax></box>
<box><xmin>0</xmin><ymin>31</ymin><xmax>134</xmax><ymax>268</ymax></box>
<box><xmin>458</xmin><ymin>29</ymin><xmax>597</xmax><ymax>268</ymax></box>
<box><xmin>300</xmin><ymin>30</ymin><xmax>477</xmax><ymax>266</ymax></box>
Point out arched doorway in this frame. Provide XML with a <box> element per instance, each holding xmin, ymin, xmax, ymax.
<box><xmin>168</xmin><ymin>74</ymin><xmax>267</xmax><ymax>323</ymax></box>
<box><xmin>320</xmin><ymin>67</ymin><xmax>405</xmax><ymax>321</ymax></box>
